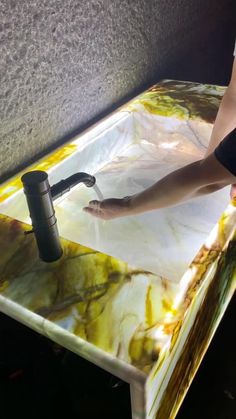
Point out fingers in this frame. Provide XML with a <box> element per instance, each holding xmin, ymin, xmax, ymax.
<box><xmin>83</xmin><ymin>205</ymin><xmax>101</xmax><ymax>214</ymax></box>
<box><xmin>83</xmin><ymin>206</ymin><xmax>101</xmax><ymax>217</ymax></box>
<box><xmin>83</xmin><ymin>200</ymin><xmax>101</xmax><ymax>213</ymax></box>
<box><xmin>83</xmin><ymin>200</ymin><xmax>106</xmax><ymax>219</ymax></box>
<box><xmin>87</xmin><ymin>200</ymin><xmax>101</xmax><ymax>208</ymax></box>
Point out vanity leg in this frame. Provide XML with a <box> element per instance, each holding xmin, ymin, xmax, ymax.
<box><xmin>130</xmin><ymin>381</ymin><xmax>147</xmax><ymax>419</ymax></box>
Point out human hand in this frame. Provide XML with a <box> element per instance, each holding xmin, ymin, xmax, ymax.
<box><xmin>83</xmin><ymin>197</ymin><xmax>132</xmax><ymax>220</ymax></box>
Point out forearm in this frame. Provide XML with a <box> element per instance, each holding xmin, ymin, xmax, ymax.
<box><xmin>84</xmin><ymin>153</ymin><xmax>235</xmax><ymax>219</ymax></box>
<box><xmin>127</xmin><ymin>150</ymin><xmax>235</xmax><ymax>215</ymax></box>
<box><xmin>205</xmin><ymin>83</ymin><xmax>236</xmax><ymax>157</ymax></box>
<box><xmin>128</xmin><ymin>161</ymin><xmax>203</xmax><ymax>214</ymax></box>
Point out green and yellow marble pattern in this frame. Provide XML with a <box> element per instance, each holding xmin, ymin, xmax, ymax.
<box><xmin>127</xmin><ymin>80</ymin><xmax>225</xmax><ymax>123</ymax></box>
<box><xmin>0</xmin><ymin>144</ymin><xmax>78</xmax><ymax>203</ymax></box>
<box><xmin>0</xmin><ymin>201</ymin><xmax>235</xmax><ymax>419</ymax></box>
<box><xmin>146</xmin><ymin>209</ymin><xmax>236</xmax><ymax>418</ymax></box>
<box><xmin>0</xmin><ymin>214</ymin><xmax>178</xmax><ymax>372</ymax></box>
<box><xmin>0</xmin><ymin>80</ymin><xmax>235</xmax><ymax>419</ymax></box>
<box><xmin>155</xmin><ymin>240</ymin><xmax>236</xmax><ymax>418</ymax></box>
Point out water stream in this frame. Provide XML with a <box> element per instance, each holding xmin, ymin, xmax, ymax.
<box><xmin>93</xmin><ymin>184</ymin><xmax>104</xmax><ymax>201</ymax></box>
<box><xmin>92</xmin><ymin>183</ymin><xmax>105</xmax><ymax>248</ymax></box>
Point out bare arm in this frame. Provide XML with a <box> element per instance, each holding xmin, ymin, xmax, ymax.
<box><xmin>84</xmin><ymin>54</ymin><xmax>236</xmax><ymax>220</ymax></box>
<box><xmin>84</xmin><ymin>153</ymin><xmax>236</xmax><ymax>219</ymax></box>
<box><xmin>205</xmin><ymin>58</ymin><xmax>236</xmax><ymax>157</ymax></box>
<box><xmin>127</xmin><ymin>155</ymin><xmax>234</xmax><ymax>214</ymax></box>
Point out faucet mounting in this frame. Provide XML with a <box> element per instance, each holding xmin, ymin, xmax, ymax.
<box><xmin>21</xmin><ymin>170</ymin><xmax>96</xmax><ymax>263</ymax></box>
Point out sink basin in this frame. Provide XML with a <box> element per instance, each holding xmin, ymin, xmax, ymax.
<box><xmin>0</xmin><ymin>80</ymin><xmax>232</xmax><ymax>282</ymax></box>
<box><xmin>0</xmin><ymin>80</ymin><xmax>235</xmax><ymax>419</ymax></box>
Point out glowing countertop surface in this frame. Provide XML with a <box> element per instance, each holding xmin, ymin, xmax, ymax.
<box><xmin>0</xmin><ymin>80</ymin><xmax>235</xmax><ymax>419</ymax></box>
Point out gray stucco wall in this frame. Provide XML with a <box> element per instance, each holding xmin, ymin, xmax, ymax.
<box><xmin>0</xmin><ymin>0</ymin><xmax>235</xmax><ymax>181</ymax></box>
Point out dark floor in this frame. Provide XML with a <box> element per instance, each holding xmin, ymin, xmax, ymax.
<box><xmin>0</xmin><ymin>294</ymin><xmax>235</xmax><ymax>419</ymax></box>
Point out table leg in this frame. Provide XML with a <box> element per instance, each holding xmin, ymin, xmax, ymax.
<box><xmin>130</xmin><ymin>381</ymin><xmax>147</xmax><ymax>419</ymax></box>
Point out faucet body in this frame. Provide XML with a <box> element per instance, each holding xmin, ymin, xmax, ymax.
<box><xmin>21</xmin><ymin>170</ymin><xmax>96</xmax><ymax>262</ymax></box>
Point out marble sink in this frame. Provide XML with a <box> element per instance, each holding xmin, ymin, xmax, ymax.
<box><xmin>0</xmin><ymin>80</ymin><xmax>235</xmax><ymax>419</ymax></box>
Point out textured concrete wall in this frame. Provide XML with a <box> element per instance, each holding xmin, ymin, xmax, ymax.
<box><xmin>0</xmin><ymin>0</ymin><xmax>235</xmax><ymax>181</ymax></box>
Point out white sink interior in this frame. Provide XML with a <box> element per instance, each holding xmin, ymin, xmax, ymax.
<box><xmin>0</xmin><ymin>109</ymin><xmax>230</xmax><ymax>282</ymax></box>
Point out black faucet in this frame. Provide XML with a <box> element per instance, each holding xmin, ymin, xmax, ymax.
<box><xmin>21</xmin><ymin>170</ymin><xmax>96</xmax><ymax>263</ymax></box>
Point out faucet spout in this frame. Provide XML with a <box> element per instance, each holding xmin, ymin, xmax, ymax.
<box><xmin>21</xmin><ymin>170</ymin><xmax>96</xmax><ymax>263</ymax></box>
<box><xmin>51</xmin><ymin>172</ymin><xmax>96</xmax><ymax>200</ymax></box>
